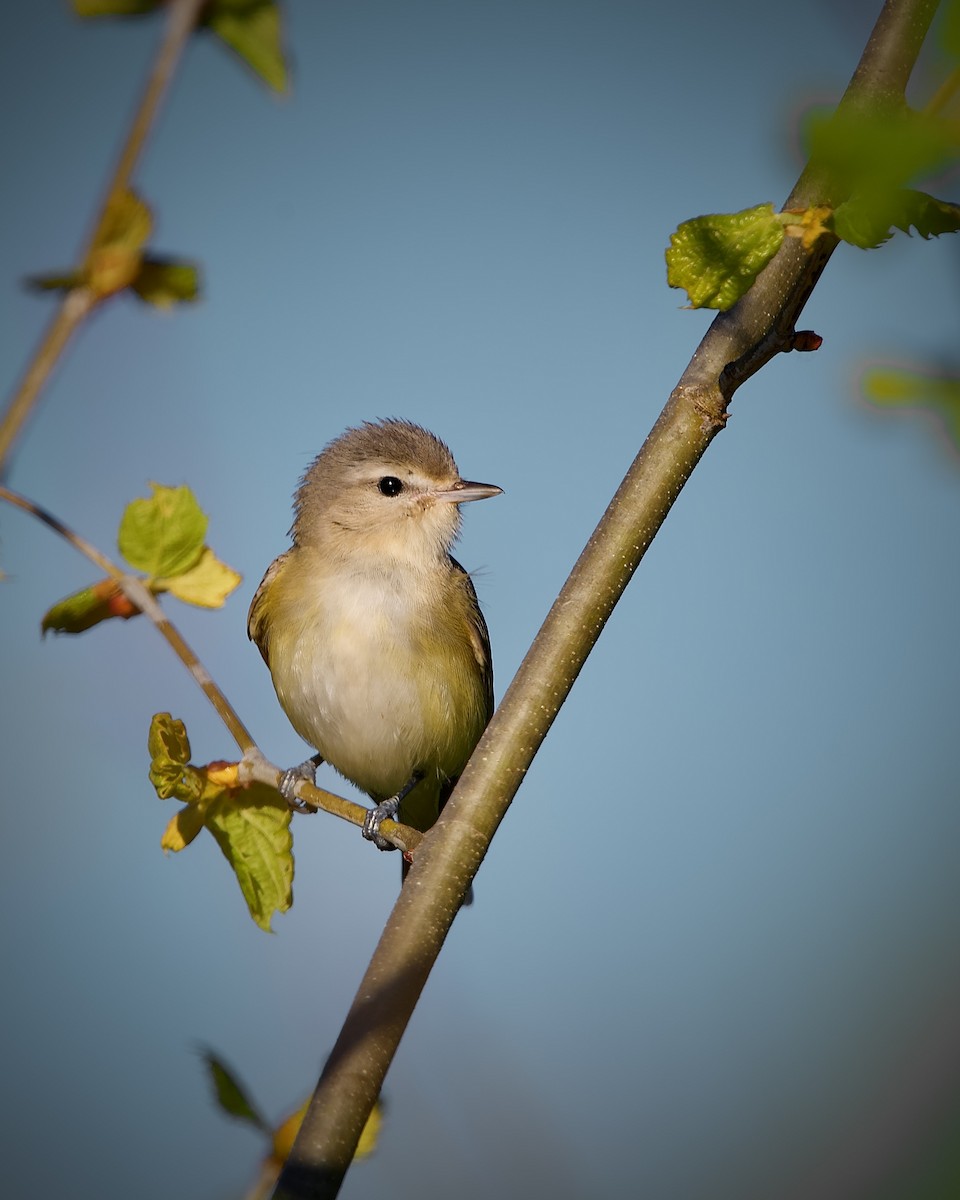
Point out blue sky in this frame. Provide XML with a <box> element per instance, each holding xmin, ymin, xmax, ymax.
<box><xmin>2</xmin><ymin>2</ymin><xmax>960</xmax><ymax>1198</ymax></box>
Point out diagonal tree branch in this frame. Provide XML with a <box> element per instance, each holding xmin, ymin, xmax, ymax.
<box><xmin>271</xmin><ymin>2</ymin><xmax>941</xmax><ymax>1196</ymax></box>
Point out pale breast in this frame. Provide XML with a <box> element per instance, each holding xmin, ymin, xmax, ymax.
<box><xmin>266</xmin><ymin>554</ymin><xmax>488</xmax><ymax>800</ymax></box>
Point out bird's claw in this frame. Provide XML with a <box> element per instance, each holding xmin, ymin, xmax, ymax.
<box><xmin>362</xmin><ymin>795</ymin><xmax>401</xmax><ymax>851</ymax></box>
<box><xmin>278</xmin><ymin>758</ymin><xmax>320</xmax><ymax>813</ymax></box>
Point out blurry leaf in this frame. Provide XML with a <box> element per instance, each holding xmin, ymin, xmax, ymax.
<box><xmin>86</xmin><ymin>189</ymin><xmax>153</xmax><ymax>298</ymax></box>
<box><xmin>862</xmin><ymin>366</ymin><xmax>960</xmax><ymax>449</ymax></box>
<box><xmin>832</xmin><ymin>189</ymin><xmax>960</xmax><ymax>248</ymax></box>
<box><xmin>206</xmin><ymin>1</ymin><xmax>288</xmax><ymax>93</ymax></box>
<box><xmin>148</xmin><ymin>715</ymin><xmax>293</xmax><ymax>929</ymax></box>
<box><xmin>131</xmin><ymin>257</ymin><xmax>201</xmax><ymax>308</ymax></box>
<box><xmin>118</xmin><ymin>483</ymin><xmax>207</xmax><ymax>579</ymax></box>
<box><xmin>940</xmin><ymin>0</ymin><xmax>960</xmax><ymax>58</ymax></box>
<box><xmin>270</xmin><ymin>1094</ymin><xmax>382</xmax><ymax>1165</ymax></box>
<box><xmin>41</xmin><ymin>578</ymin><xmax>139</xmax><ymax>635</ymax></box>
<box><xmin>204</xmin><ymin>785</ymin><xmax>293</xmax><ymax>931</ymax></box>
<box><xmin>159</xmin><ymin>547</ymin><xmax>242</xmax><ymax>608</ymax></box>
<box><xmin>24</xmin><ymin>270</ymin><xmax>86</xmax><ymax>293</ymax></box>
<box><xmin>201</xmin><ymin>1050</ymin><xmax>270</xmax><ymax>1130</ymax></box>
<box><xmin>807</xmin><ymin>106</ymin><xmax>959</xmax><ymax>195</ymax></box>
<box><xmin>72</xmin><ymin>0</ymin><xmax>158</xmax><ymax>13</ymax></box>
<box><xmin>666</xmin><ymin>204</ymin><xmax>784</xmax><ymax>310</ymax></box>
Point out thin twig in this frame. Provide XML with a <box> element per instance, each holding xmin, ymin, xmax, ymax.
<box><xmin>0</xmin><ymin>0</ymin><xmax>208</xmax><ymax>474</ymax></box>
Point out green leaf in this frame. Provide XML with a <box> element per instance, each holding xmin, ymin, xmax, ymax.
<box><xmin>118</xmin><ymin>484</ymin><xmax>207</xmax><ymax>579</ymax></box>
<box><xmin>205</xmin><ymin>1</ymin><xmax>288</xmax><ymax>93</ymax></box>
<box><xmin>72</xmin><ymin>0</ymin><xmax>159</xmax><ymax>14</ymax></box>
<box><xmin>148</xmin><ymin>715</ymin><xmax>294</xmax><ymax>929</ymax></box>
<box><xmin>148</xmin><ymin>712</ymin><xmax>192</xmax><ymax>765</ymax></box>
<box><xmin>665</xmin><ymin>204</ymin><xmax>784</xmax><ymax>310</ymax></box>
<box><xmin>862</xmin><ymin>366</ymin><xmax>960</xmax><ymax>450</ymax></box>
<box><xmin>148</xmin><ymin>713</ymin><xmax>205</xmax><ymax>804</ymax></box>
<box><xmin>200</xmin><ymin>1050</ymin><xmax>270</xmax><ymax>1130</ymax></box>
<box><xmin>24</xmin><ymin>271</ymin><xmax>86</xmax><ymax>293</ymax></box>
<box><xmin>158</xmin><ymin>547</ymin><xmax>242</xmax><ymax>608</ymax></box>
<box><xmin>86</xmin><ymin>189</ymin><xmax>153</xmax><ymax>297</ymax></box>
<box><xmin>204</xmin><ymin>785</ymin><xmax>294</xmax><ymax>931</ymax></box>
<box><xmin>131</xmin><ymin>257</ymin><xmax>201</xmax><ymax>308</ymax></box>
<box><xmin>939</xmin><ymin>0</ymin><xmax>960</xmax><ymax>58</ymax></box>
<box><xmin>833</xmin><ymin>189</ymin><xmax>960</xmax><ymax>249</ymax></box>
<box><xmin>807</xmin><ymin>107</ymin><xmax>959</xmax><ymax>196</ymax></box>
<box><xmin>41</xmin><ymin>579</ymin><xmax>139</xmax><ymax>635</ymax></box>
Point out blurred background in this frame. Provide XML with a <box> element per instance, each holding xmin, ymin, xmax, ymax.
<box><xmin>2</xmin><ymin>2</ymin><xmax>960</xmax><ymax>1197</ymax></box>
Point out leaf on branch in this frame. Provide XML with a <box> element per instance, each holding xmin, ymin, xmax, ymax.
<box><xmin>86</xmin><ymin>189</ymin><xmax>153</xmax><ymax>298</ymax></box>
<box><xmin>941</xmin><ymin>0</ymin><xmax>960</xmax><ymax>59</ymax></box>
<box><xmin>269</xmin><ymin>1094</ymin><xmax>382</xmax><ymax>1167</ymax></box>
<box><xmin>204</xmin><ymin>1</ymin><xmax>288</xmax><ymax>93</ymax></box>
<box><xmin>118</xmin><ymin>483</ymin><xmax>208</xmax><ymax>579</ymax></box>
<box><xmin>71</xmin><ymin>0</ymin><xmax>289</xmax><ymax>92</ymax></box>
<box><xmin>781</xmin><ymin>205</ymin><xmax>833</xmax><ymax>250</ymax></box>
<box><xmin>832</xmin><ymin>189</ymin><xmax>960</xmax><ymax>249</ymax></box>
<box><xmin>862</xmin><ymin>365</ymin><xmax>960</xmax><ymax>451</ymax></box>
<box><xmin>149</xmin><ymin>714</ymin><xmax>293</xmax><ymax>930</ymax></box>
<box><xmin>665</xmin><ymin>204</ymin><xmax>785</xmax><ymax>310</ymax></box>
<box><xmin>71</xmin><ymin>0</ymin><xmax>159</xmax><ymax>15</ymax></box>
<box><xmin>200</xmin><ymin>1050</ymin><xmax>270</xmax><ymax>1130</ymax></box>
<box><xmin>149</xmin><ymin>713</ymin><xmax>206</xmax><ymax>804</ymax></box>
<box><xmin>806</xmin><ymin>106</ymin><xmax>959</xmax><ymax>196</ymax></box>
<box><xmin>23</xmin><ymin>270</ymin><xmax>86</xmax><ymax>294</ymax></box>
<box><xmin>204</xmin><ymin>785</ymin><xmax>294</xmax><ymax>931</ymax></box>
<box><xmin>130</xmin><ymin>257</ymin><xmax>202</xmax><ymax>308</ymax></box>
<box><xmin>41</xmin><ymin>579</ymin><xmax>139</xmax><ymax>635</ymax></box>
<box><xmin>157</xmin><ymin>547</ymin><xmax>242</xmax><ymax>608</ymax></box>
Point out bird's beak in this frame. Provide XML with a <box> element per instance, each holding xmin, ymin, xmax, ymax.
<box><xmin>434</xmin><ymin>479</ymin><xmax>503</xmax><ymax>504</ymax></box>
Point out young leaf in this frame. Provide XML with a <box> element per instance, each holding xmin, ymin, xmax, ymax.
<box><xmin>158</xmin><ymin>547</ymin><xmax>242</xmax><ymax>608</ymax></box>
<box><xmin>666</xmin><ymin>204</ymin><xmax>784</xmax><ymax>310</ymax></box>
<box><xmin>270</xmin><ymin>1094</ymin><xmax>382</xmax><ymax>1165</ymax></box>
<box><xmin>205</xmin><ymin>1</ymin><xmax>288</xmax><ymax>93</ymax></box>
<box><xmin>24</xmin><ymin>271</ymin><xmax>86</xmax><ymax>293</ymax></box>
<box><xmin>161</xmin><ymin>805</ymin><xmax>205</xmax><ymax>851</ymax></box>
<box><xmin>941</xmin><ymin>0</ymin><xmax>960</xmax><ymax>58</ymax></box>
<box><xmin>72</xmin><ymin>0</ymin><xmax>159</xmax><ymax>14</ymax></box>
<box><xmin>148</xmin><ymin>716</ymin><xmax>294</xmax><ymax>930</ymax></box>
<box><xmin>131</xmin><ymin>257</ymin><xmax>201</xmax><ymax>308</ymax></box>
<box><xmin>118</xmin><ymin>484</ymin><xmax>207</xmax><ymax>579</ymax></box>
<box><xmin>148</xmin><ymin>713</ymin><xmax>205</xmax><ymax>804</ymax></box>
<box><xmin>86</xmin><ymin>190</ymin><xmax>153</xmax><ymax>298</ymax></box>
<box><xmin>807</xmin><ymin>107</ymin><xmax>959</xmax><ymax>195</ymax></box>
<box><xmin>148</xmin><ymin>712</ymin><xmax>192</xmax><ymax>766</ymax></box>
<box><xmin>41</xmin><ymin>579</ymin><xmax>139</xmax><ymax>635</ymax></box>
<box><xmin>862</xmin><ymin>366</ymin><xmax>960</xmax><ymax>451</ymax></box>
<box><xmin>832</xmin><ymin>189</ymin><xmax>960</xmax><ymax>249</ymax></box>
<box><xmin>200</xmin><ymin>1050</ymin><xmax>270</xmax><ymax>1131</ymax></box>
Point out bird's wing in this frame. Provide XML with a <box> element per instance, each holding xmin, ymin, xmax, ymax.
<box><xmin>451</xmin><ymin>557</ymin><xmax>495</xmax><ymax>721</ymax></box>
<box><xmin>246</xmin><ymin>551</ymin><xmax>290</xmax><ymax>666</ymax></box>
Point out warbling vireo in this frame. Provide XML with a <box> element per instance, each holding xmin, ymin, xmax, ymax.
<box><xmin>248</xmin><ymin>419</ymin><xmax>501</xmax><ymax>862</ymax></box>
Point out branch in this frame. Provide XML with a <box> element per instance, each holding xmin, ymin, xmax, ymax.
<box><xmin>269</xmin><ymin>1</ymin><xmax>942</xmax><ymax>1196</ymax></box>
<box><xmin>0</xmin><ymin>0</ymin><xmax>208</xmax><ymax>475</ymax></box>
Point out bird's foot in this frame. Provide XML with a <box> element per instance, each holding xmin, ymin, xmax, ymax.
<box><xmin>362</xmin><ymin>795</ymin><xmax>401</xmax><ymax>851</ymax></box>
<box><xmin>278</xmin><ymin>753</ymin><xmax>323</xmax><ymax>813</ymax></box>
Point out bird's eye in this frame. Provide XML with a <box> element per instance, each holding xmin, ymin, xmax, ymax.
<box><xmin>378</xmin><ymin>476</ymin><xmax>404</xmax><ymax>497</ymax></box>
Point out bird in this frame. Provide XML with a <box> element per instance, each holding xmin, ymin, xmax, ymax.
<box><xmin>248</xmin><ymin>418</ymin><xmax>501</xmax><ymax>876</ymax></box>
